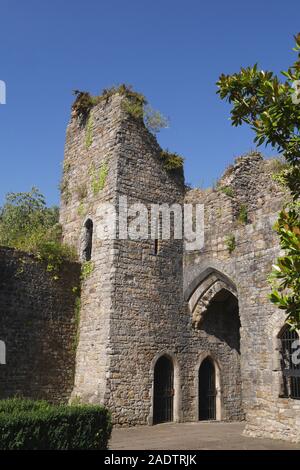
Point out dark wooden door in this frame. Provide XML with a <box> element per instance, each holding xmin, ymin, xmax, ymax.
<box><xmin>153</xmin><ymin>356</ymin><xmax>174</xmax><ymax>424</ymax></box>
<box><xmin>199</xmin><ymin>357</ymin><xmax>216</xmax><ymax>421</ymax></box>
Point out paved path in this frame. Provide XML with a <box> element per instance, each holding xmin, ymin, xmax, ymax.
<box><xmin>110</xmin><ymin>422</ymin><xmax>299</xmax><ymax>450</ymax></box>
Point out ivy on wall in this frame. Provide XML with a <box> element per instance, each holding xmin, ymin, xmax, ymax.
<box><xmin>89</xmin><ymin>162</ymin><xmax>109</xmax><ymax>194</ymax></box>
<box><xmin>85</xmin><ymin>114</ymin><xmax>93</xmax><ymax>149</ymax></box>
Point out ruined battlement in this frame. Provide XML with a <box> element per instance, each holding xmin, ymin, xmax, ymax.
<box><xmin>185</xmin><ymin>152</ymin><xmax>285</xmax><ymax>225</ymax></box>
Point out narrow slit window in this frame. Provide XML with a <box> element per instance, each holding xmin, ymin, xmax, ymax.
<box><xmin>82</xmin><ymin>219</ymin><xmax>93</xmax><ymax>261</ymax></box>
<box><xmin>0</xmin><ymin>340</ymin><xmax>6</xmax><ymax>365</ymax></box>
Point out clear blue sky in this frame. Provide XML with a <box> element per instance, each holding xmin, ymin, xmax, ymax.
<box><xmin>0</xmin><ymin>0</ymin><xmax>299</xmax><ymax>206</ymax></box>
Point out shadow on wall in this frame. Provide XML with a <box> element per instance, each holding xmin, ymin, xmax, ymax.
<box><xmin>201</xmin><ymin>289</ymin><xmax>241</xmax><ymax>353</ymax></box>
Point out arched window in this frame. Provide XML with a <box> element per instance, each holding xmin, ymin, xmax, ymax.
<box><xmin>0</xmin><ymin>340</ymin><xmax>6</xmax><ymax>365</ymax></box>
<box><xmin>82</xmin><ymin>219</ymin><xmax>93</xmax><ymax>261</ymax></box>
<box><xmin>279</xmin><ymin>326</ymin><xmax>300</xmax><ymax>400</ymax></box>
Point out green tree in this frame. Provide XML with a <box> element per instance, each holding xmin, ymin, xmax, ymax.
<box><xmin>0</xmin><ymin>187</ymin><xmax>59</xmax><ymax>250</ymax></box>
<box><xmin>0</xmin><ymin>187</ymin><xmax>76</xmax><ymax>277</ymax></box>
<box><xmin>217</xmin><ymin>34</ymin><xmax>300</xmax><ymax>328</ymax></box>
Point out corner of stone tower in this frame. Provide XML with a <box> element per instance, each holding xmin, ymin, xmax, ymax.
<box><xmin>59</xmin><ymin>87</ymin><xmax>186</xmax><ymax>414</ymax></box>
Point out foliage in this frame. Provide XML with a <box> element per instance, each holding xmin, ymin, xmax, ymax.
<box><xmin>143</xmin><ymin>105</ymin><xmax>169</xmax><ymax>134</ymax></box>
<box><xmin>59</xmin><ymin>177</ymin><xmax>71</xmax><ymax>205</ymax></box>
<box><xmin>89</xmin><ymin>162</ymin><xmax>109</xmax><ymax>194</ymax></box>
<box><xmin>122</xmin><ymin>97</ymin><xmax>144</xmax><ymax>120</ymax></box>
<box><xmin>218</xmin><ymin>185</ymin><xmax>234</xmax><ymax>198</ymax></box>
<box><xmin>122</xmin><ymin>99</ymin><xmax>169</xmax><ymax>134</ymax></box>
<box><xmin>160</xmin><ymin>149</ymin><xmax>184</xmax><ymax>173</ymax></box>
<box><xmin>85</xmin><ymin>114</ymin><xmax>93</xmax><ymax>149</ymax></box>
<box><xmin>0</xmin><ymin>398</ymin><xmax>51</xmax><ymax>414</ymax></box>
<box><xmin>35</xmin><ymin>241</ymin><xmax>76</xmax><ymax>280</ymax></box>
<box><xmin>225</xmin><ymin>234</ymin><xmax>236</xmax><ymax>254</ymax></box>
<box><xmin>217</xmin><ymin>34</ymin><xmax>300</xmax><ymax>327</ymax></box>
<box><xmin>77</xmin><ymin>201</ymin><xmax>87</xmax><ymax>217</ymax></box>
<box><xmin>81</xmin><ymin>260</ymin><xmax>94</xmax><ymax>280</ymax></box>
<box><xmin>0</xmin><ymin>398</ymin><xmax>112</xmax><ymax>450</ymax></box>
<box><xmin>72</xmin><ymin>91</ymin><xmax>98</xmax><ymax>119</ymax></box>
<box><xmin>72</xmin><ymin>84</ymin><xmax>146</xmax><ymax>120</ymax></box>
<box><xmin>269</xmin><ymin>156</ymin><xmax>290</xmax><ymax>175</ymax></box>
<box><xmin>269</xmin><ymin>203</ymin><xmax>300</xmax><ymax>327</ymax></box>
<box><xmin>217</xmin><ymin>35</ymin><xmax>300</xmax><ymax>199</ymax></box>
<box><xmin>0</xmin><ymin>188</ymin><xmax>76</xmax><ymax>278</ymax></box>
<box><xmin>73</xmin><ymin>84</ymin><xmax>168</xmax><ymax>135</ymax></box>
<box><xmin>237</xmin><ymin>204</ymin><xmax>248</xmax><ymax>224</ymax></box>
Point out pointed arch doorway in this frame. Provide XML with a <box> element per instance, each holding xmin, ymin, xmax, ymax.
<box><xmin>153</xmin><ymin>355</ymin><xmax>174</xmax><ymax>424</ymax></box>
<box><xmin>199</xmin><ymin>357</ymin><xmax>216</xmax><ymax>421</ymax></box>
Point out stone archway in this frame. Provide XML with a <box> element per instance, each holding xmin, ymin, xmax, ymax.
<box><xmin>187</xmin><ymin>269</ymin><xmax>244</xmax><ymax>421</ymax></box>
<box><xmin>196</xmin><ymin>353</ymin><xmax>222</xmax><ymax>421</ymax></box>
<box><xmin>149</xmin><ymin>352</ymin><xmax>181</xmax><ymax>425</ymax></box>
<box><xmin>187</xmin><ymin>270</ymin><xmax>238</xmax><ymax>329</ymax></box>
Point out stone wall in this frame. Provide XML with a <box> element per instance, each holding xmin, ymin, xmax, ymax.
<box><xmin>2</xmin><ymin>90</ymin><xmax>299</xmax><ymax>442</ymax></box>
<box><xmin>185</xmin><ymin>153</ymin><xmax>300</xmax><ymax>442</ymax></box>
<box><xmin>0</xmin><ymin>247</ymin><xmax>80</xmax><ymax>403</ymax></box>
<box><xmin>106</xmin><ymin>105</ymin><xmax>187</xmax><ymax>425</ymax></box>
<box><xmin>61</xmin><ymin>93</ymin><xmax>247</xmax><ymax>426</ymax></box>
<box><xmin>60</xmin><ymin>94</ymin><xmax>127</xmax><ymax>404</ymax></box>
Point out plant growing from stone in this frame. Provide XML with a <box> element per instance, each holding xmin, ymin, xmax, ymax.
<box><xmin>225</xmin><ymin>234</ymin><xmax>236</xmax><ymax>254</ymax></box>
<box><xmin>89</xmin><ymin>161</ymin><xmax>109</xmax><ymax>194</ymax></box>
<box><xmin>217</xmin><ymin>33</ymin><xmax>300</xmax><ymax>327</ymax></box>
<box><xmin>218</xmin><ymin>185</ymin><xmax>234</xmax><ymax>198</ymax></box>
<box><xmin>81</xmin><ymin>260</ymin><xmax>94</xmax><ymax>280</ymax></box>
<box><xmin>160</xmin><ymin>149</ymin><xmax>184</xmax><ymax>172</ymax></box>
<box><xmin>237</xmin><ymin>204</ymin><xmax>248</xmax><ymax>224</ymax></box>
<box><xmin>85</xmin><ymin>114</ymin><xmax>93</xmax><ymax>149</ymax></box>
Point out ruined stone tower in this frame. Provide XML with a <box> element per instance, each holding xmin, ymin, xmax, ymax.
<box><xmin>1</xmin><ymin>87</ymin><xmax>299</xmax><ymax>442</ymax></box>
<box><xmin>60</xmin><ymin>92</ymin><xmax>186</xmax><ymax>425</ymax></box>
<box><xmin>59</xmin><ymin>88</ymin><xmax>300</xmax><ymax>440</ymax></box>
<box><xmin>59</xmin><ymin>88</ymin><xmax>253</xmax><ymax>428</ymax></box>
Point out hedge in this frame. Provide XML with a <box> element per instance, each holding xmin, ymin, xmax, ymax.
<box><xmin>0</xmin><ymin>399</ymin><xmax>112</xmax><ymax>450</ymax></box>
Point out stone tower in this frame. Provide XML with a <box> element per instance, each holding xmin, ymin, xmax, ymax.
<box><xmin>59</xmin><ymin>89</ymin><xmax>300</xmax><ymax>442</ymax></box>
<box><xmin>60</xmin><ymin>91</ymin><xmax>186</xmax><ymax>425</ymax></box>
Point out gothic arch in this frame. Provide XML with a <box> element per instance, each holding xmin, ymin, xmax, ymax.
<box><xmin>184</xmin><ymin>263</ymin><xmax>237</xmax><ymax>301</ymax></box>
<box><xmin>185</xmin><ymin>268</ymin><xmax>238</xmax><ymax>328</ymax></box>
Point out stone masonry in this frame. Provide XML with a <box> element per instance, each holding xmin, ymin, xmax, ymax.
<box><xmin>0</xmin><ymin>90</ymin><xmax>299</xmax><ymax>443</ymax></box>
<box><xmin>0</xmin><ymin>247</ymin><xmax>80</xmax><ymax>403</ymax></box>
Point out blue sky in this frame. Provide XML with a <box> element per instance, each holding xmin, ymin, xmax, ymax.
<box><xmin>0</xmin><ymin>0</ymin><xmax>299</xmax><ymax>206</ymax></box>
